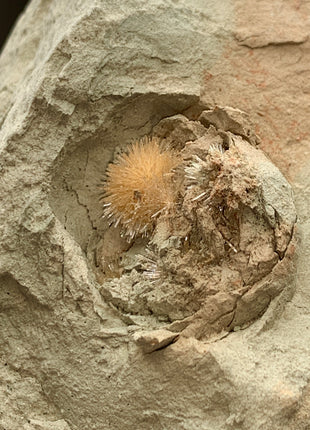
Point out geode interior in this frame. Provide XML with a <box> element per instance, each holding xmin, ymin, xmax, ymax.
<box><xmin>96</xmin><ymin>107</ymin><xmax>297</xmax><ymax>340</ymax></box>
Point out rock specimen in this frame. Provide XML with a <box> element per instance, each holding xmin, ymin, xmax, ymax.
<box><xmin>0</xmin><ymin>0</ymin><xmax>305</xmax><ymax>429</ymax></box>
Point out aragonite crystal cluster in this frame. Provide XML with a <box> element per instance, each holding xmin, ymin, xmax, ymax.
<box><xmin>102</xmin><ymin>137</ymin><xmax>179</xmax><ymax>240</ymax></box>
<box><xmin>98</xmin><ymin>106</ymin><xmax>297</xmax><ymax>340</ymax></box>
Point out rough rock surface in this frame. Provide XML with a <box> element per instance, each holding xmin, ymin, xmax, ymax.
<box><xmin>0</xmin><ymin>0</ymin><xmax>310</xmax><ymax>429</ymax></box>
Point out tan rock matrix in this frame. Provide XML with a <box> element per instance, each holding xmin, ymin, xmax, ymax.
<box><xmin>1</xmin><ymin>0</ymin><xmax>310</xmax><ymax>430</ymax></box>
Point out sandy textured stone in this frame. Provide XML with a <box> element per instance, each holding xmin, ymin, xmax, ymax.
<box><xmin>234</xmin><ymin>0</ymin><xmax>309</xmax><ymax>48</ymax></box>
<box><xmin>24</xmin><ymin>420</ymin><xmax>72</xmax><ymax>430</ymax></box>
<box><xmin>133</xmin><ymin>329</ymin><xmax>179</xmax><ymax>353</ymax></box>
<box><xmin>198</xmin><ymin>106</ymin><xmax>260</xmax><ymax>146</ymax></box>
<box><xmin>0</xmin><ymin>0</ymin><xmax>310</xmax><ymax>429</ymax></box>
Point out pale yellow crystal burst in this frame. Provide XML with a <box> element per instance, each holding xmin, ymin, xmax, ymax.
<box><xmin>102</xmin><ymin>137</ymin><xmax>179</xmax><ymax>239</ymax></box>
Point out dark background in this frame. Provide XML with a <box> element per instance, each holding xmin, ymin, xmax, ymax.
<box><xmin>0</xmin><ymin>1</ymin><xmax>29</xmax><ymax>51</ymax></box>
